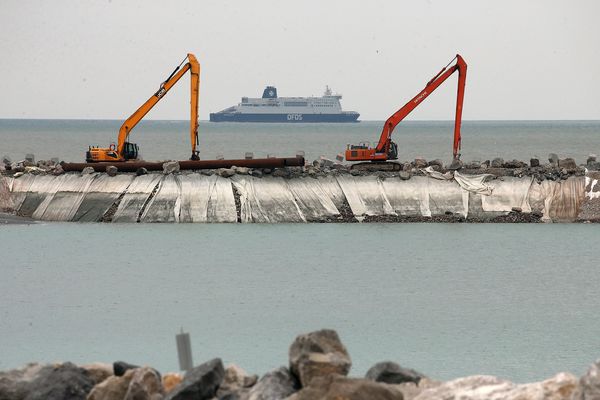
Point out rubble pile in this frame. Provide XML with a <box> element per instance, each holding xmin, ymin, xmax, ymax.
<box><xmin>0</xmin><ymin>328</ymin><xmax>598</xmax><ymax>400</ymax></box>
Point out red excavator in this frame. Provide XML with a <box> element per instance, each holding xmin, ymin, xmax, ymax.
<box><xmin>345</xmin><ymin>54</ymin><xmax>467</xmax><ymax>168</ymax></box>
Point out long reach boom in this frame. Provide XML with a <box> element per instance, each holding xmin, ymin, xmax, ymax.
<box><xmin>86</xmin><ymin>53</ymin><xmax>200</xmax><ymax>162</ymax></box>
<box><xmin>346</xmin><ymin>54</ymin><xmax>467</xmax><ymax>163</ymax></box>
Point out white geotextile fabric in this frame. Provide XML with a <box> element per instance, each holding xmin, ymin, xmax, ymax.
<box><xmin>285</xmin><ymin>178</ymin><xmax>340</xmax><ymax>220</ymax></box>
<box><xmin>336</xmin><ymin>175</ymin><xmax>395</xmax><ymax>219</ymax></box>
<box><xmin>113</xmin><ymin>174</ymin><xmax>162</xmax><ymax>222</ymax></box>
<box><xmin>75</xmin><ymin>174</ymin><xmax>135</xmax><ymax>222</ymax></box>
<box><xmin>480</xmin><ymin>176</ymin><xmax>533</xmax><ymax>213</ymax></box>
<box><xmin>0</xmin><ymin>176</ymin><xmax>14</xmax><ymax>211</ymax></box>
<box><xmin>178</xmin><ymin>175</ymin><xmax>237</xmax><ymax>223</ymax></box>
<box><xmin>7</xmin><ymin>175</ymin><xmax>34</xmax><ymax>210</ymax></box>
<box><xmin>454</xmin><ymin>172</ymin><xmax>494</xmax><ymax>196</ymax></box>
<box><xmin>141</xmin><ymin>174</ymin><xmax>181</xmax><ymax>222</ymax></box>
<box><xmin>35</xmin><ymin>174</ymin><xmax>97</xmax><ymax>221</ymax></box>
<box><xmin>528</xmin><ymin>177</ymin><xmax>585</xmax><ymax>221</ymax></box>
<box><xmin>232</xmin><ymin>176</ymin><xmax>305</xmax><ymax>223</ymax></box>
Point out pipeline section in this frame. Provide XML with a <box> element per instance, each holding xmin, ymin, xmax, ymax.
<box><xmin>61</xmin><ymin>157</ymin><xmax>305</xmax><ymax>172</ymax></box>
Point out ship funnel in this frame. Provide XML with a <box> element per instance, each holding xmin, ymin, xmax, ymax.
<box><xmin>262</xmin><ymin>86</ymin><xmax>278</xmax><ymax>99</ymax></box>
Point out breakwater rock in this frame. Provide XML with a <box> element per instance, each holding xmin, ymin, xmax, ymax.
<box><xmin>1</xmin><ymin>328</ymin><xmax>599</xmax><ymax>400</ymax></box>
<box><xmin>1</xmin><ymin>155</ymin><xmax>598</xmax><ymax>223</ymax></box>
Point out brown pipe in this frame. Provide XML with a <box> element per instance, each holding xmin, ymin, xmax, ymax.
<box><xmin>61</xmin><ymin>157</ymin><xmax>305</xmax><ymax>172</ymax></box>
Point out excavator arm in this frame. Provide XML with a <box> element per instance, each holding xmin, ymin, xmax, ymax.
<box><xmin>87</xmin><ymin>53</ymin><xmax>200</xmax><ymax>162</ymax></box>
<box><xmin>346</xmin><ymin>54</ymin><xmax>467</xmax><ymax>162</ymax></box>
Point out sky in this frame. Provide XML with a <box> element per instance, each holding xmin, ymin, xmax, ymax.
<box><xmin>1</xmin><ymin>0</ymin><xmax>599</xmax><ymax>121</ymax></box>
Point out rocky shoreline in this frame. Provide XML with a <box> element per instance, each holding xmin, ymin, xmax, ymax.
<box><xmin>1</xmin><ymin>154</ymin><xmax>599</xmax><ymax>223</ymax></box>
<box><xmin>1</xmin><ymin>329</ymin><xmax>598</xmax><ymax>400</ymax></box>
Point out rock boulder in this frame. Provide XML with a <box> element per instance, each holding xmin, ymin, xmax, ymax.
<box><xmin>87</xmin><ymin>369</ymin><xmax>134</xmax><ymax>400</ymax></box>
<box><xmin>124</xmin><ymin>367</ymin><xmax>164</xmax><ymax>400</ymax></box>
<box><xmin>365</xmin><ymin>361</ymin><xmax>426</xmax><ymax>385</ymax></box>
<box><xmin>21</xmin><ymin>362</ymin><xmax>94</xmax><ymax>400</ymax></box>
<box><xmin>113</xmin><ymin>361</ymin><xmax>140</xmax><ymax>377</ymax></box>
<box><xmin>573</xmin><ymin>359</ymin><xmax>600</xmax><ymax>400</ymax></box>
<box><xmin>81</xmin><ymin>363</ymin><xmax>113</xmax><ymax>385</ymax></box>
<box><xmin>164</xmin><ymin>358</ymin><xmax>224</xmax><ymax>400</ymax></box>
<box><xmin>491</xmin><ymin>157</ymin><xmax>504</xmax><ymax>168</ymax></box>
<box><xmin>246</xmin><ymin>367</ymin><xmax>298</xmax><ymax>400</ymax></box>
<box><xmin>412</xmin><ymin>372</ymin><xmax>578</xmax><ymax>400</ymax></box>
<box><xmin>162</xmin><ymin>161</ymin><xmax>180</xmax><ymax>175</ymax></box>
<box><xmin>106</xmin><ymin>166</ymin><xmax>118</xmax><ymax>177</ymax></box>
<box><xmin>289</xmin><ymin>329</ymin><xmax>352</xmax><ymax>387</ymax></box>
<box><xmin>287</xmin><ymin>375</ymin><xmax>404</xmax><ymax>400</ymax></box>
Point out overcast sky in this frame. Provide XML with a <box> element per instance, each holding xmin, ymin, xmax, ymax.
<box><xmin>1</xmin><ymin>0</ymin><xmax>599</xmax><ymax>121</ymax></box>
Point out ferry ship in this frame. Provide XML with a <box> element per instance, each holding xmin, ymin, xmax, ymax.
<box><xmin>209</xmin><ymin>86</ymin><xmax>360</xmax><ymax>122</ymax></box>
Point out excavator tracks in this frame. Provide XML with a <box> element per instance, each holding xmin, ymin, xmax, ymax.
<box><xmin>349</xmin><ymin>162</ymin><xmax>402</xmax><ymax>172</ymax></box>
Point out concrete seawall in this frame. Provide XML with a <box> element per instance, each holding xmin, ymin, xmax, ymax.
<box><xmin>0</xmin><ymin>169</ymin><xmax>594</xmax><ymax>223</ymax></box>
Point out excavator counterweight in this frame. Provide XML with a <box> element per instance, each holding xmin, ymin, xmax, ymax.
<box><xmin>345</xmin><ymin>54</ymin><xmax>467</xmax><ymax>164</ymax></box>
<box><xmin>86</xmin><ymin>53</ymin><xmax>201</xmax><ymax>163</ymax></box>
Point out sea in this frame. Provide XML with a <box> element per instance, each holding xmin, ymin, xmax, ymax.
<box><xmin>1</xmin><ymin>119</ymin><xmax>600</xmax><ymax>383</ymax></box>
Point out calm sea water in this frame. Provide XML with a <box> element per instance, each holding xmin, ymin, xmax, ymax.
<box><xmin>0</xmin><ymin>119</ymin><xmax>599</xmax><ymax>164</ymax></box>
<box><xmin>1</xmin><ymin>120</ymin><xmax>599</xmax><ymax>382</ymax></box>
<box><xmin>1</xmin><ymin>223</ymin><xmax>599</xmax><ymax>382</ymax></box>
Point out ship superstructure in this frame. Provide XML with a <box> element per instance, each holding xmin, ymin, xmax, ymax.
<box><xmin>210</xmin><ymin>86</ymin><xmax>360</xmax><ymax>122</ymax></box>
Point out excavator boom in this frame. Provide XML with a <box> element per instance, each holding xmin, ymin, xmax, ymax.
<box><xmin>345</xmin><ymin>54</ymin><xmax>467</xmax><ymax>163</ymax></box>
<box><xmin>87</xmin><ymin>53</ymin><xmax>200</xmax><ymax>162</ymax></box>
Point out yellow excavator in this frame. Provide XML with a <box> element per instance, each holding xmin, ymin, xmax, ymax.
<box><xmin>86</xmin><ymin>53</ymin><xmax>200</xmax><ymax>162</ymax></box>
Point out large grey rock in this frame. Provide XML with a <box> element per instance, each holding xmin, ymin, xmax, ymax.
<box><xmin>0</xmin><ymin>363</ymin><xmax>44</xmax><ymax>400</ymax></box>
<box><xmin>414</xmin><ymin>158</ymin><xmax>427</xmax><ymax>168</ymax></box>
<box><xmin>399</xmin><ymin>171</ymin><xmax>411</xmax><ymax>180</ymax></box>
<box><xmin>503</xmin><ymin>159</ymin><xmax>527</xmax><ymax>168</ymax></box>
<box><xmin>491</xmin><ymin>157</ymin><xmax>504</xmax><ymax>168</ymax></box>
<box><xmin>136</xmin><ymin>167</ymin><xmax>148</xmax><ymax>176</ymax></box>
<box><xmin>573</xmin><ymin>359</ymin><xmax>600</xmax><ymax>400</ymax></box>
<box><xmin>428</xmin><ymin>159</ymin><xmax>444</xmax><ymax>168</ymax></box>
<box><xmin>548</xmin><ymin>153</ymin><xmax>559</xmax><ymax>165</ymax></box>
<box><xmin>2</xmin><ymin>155</ymin><xmax>11</xmax><ymax>166</ymax></box>
<box><xmin>106</xmin><ymin>165</ymin><xmax>118</xmax><ymax>177</ymax></box>
<box><xmin>82</xmin><ymin>166</ymin><xmax>95</xmax><ymax>175</ymax></box>
<box><xmin>81</xmin><ymin>363</ymin><xmax>113</xmax><ymax>385</ymax></box>
<box><xmin>287</xmin><ymin>375</ymin><xmax>404</xmax><ymax>400</ymax></box>
<box><xmin>558</xmin><ymin>157</ymin><xmax>577</xmax><ymax>170</ymax></box>
<box><xmin>218</xmin><ymin>168</ymin><xmax>235</xmax><ymax>178</ymax></box>
<box><xmin>87</xmin><ymin>369</ymin><xmax>134</xmax><ymax>400</ymax></box>
<box><xmin>163</xmin><ymin>161</ymin><xmax>180</xmax><ymax>175</ymax></box>
<box><xmin>447</xmin><ymin>159</ymin><xmax>463</xmax><ymax>170</ymax></box>
<box><xmin>365</xmin><ymin>362</ymin><xmax>426</xmax><ymax>385</ymax></box>
<box><xmin>52</xmin><ymin>164</ymin><xmax>64</xmax><ymax>176</ymax></box>
<box><xmin>164</xmin><ymin>358</ymin><xmax>224</xmax><ymax>400</ymax></box>
<box><xmin>289</xmin><ymin>329</ymin><xmax>352</xmax><ymax>387</ymax></box>
<box><xmin>234</xmin><ymin>166</ymin><xmax>250</xmax><ymax>175</ymax></box>
<box><xmin>124</xmin><ymin>367</ymin><xmax>164</xmax><ymax>400</ymax></box>
<box><xmin>530</xmin><ymin>158</ymin><xmax>540</xmax><ymax>167</ymax></box>
<box><xmin>113</xmin><ymin>361</ymin><xmax>140</xmax><ymax>377</ymax></box>
<box><xmin>412</xmin><ymin>373</ymin><xmax>578</xmax><ymax>400</ymax></box>
<box><xmin>246</xmin><ymin>367</ymin><xmax>298</xmax><ymax>400</ymax></box>
<box><xmin>216</xmin><ymin>364</ymin><xmax>258</xmax><ymax>399</ymax></box>
<box><xmin>21</xmin><ymin>362</ymin><xmax>94</xmax><ymax>400</ymax></box>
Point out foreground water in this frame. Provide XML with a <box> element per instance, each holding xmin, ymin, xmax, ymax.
<box><xmin>1</xmin><ymin>223</ymin><xmax>598</xmax><ymax>382</ymax></box>
<box><xmin>1</xmin><ymin>119</ymin><xmax>599</xmax><ymax>164</ymax></box>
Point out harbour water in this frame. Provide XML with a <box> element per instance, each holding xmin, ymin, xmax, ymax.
<box><xmin>1</xmin><ymin>119</ymin><xmax>600</xmax><ymax>383</ymax></box>
<box><xmin>1</xmin><ymin>222</ymin><xmax>599</xmax><ymax>382</ymax></box>
<box><xmin>1</xmin><ymin>119</ymin><xmax>599</xmax><ymax>164</ymax></box>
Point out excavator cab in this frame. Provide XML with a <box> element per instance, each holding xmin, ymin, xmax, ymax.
<box><xmin>122</xmin><ymin>142</ymin><xmax>139</xmax><ymax>160</ymax></box>
<box><xmin>388</xmin><ymin>141</ymin><xmax>398</xmax><ymax>160</ymax></box>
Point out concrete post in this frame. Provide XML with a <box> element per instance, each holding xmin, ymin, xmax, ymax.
<box><xmin>176</xmin><ymin>328</ymin><xmax>193</xmax><ymax>372</ymax></box>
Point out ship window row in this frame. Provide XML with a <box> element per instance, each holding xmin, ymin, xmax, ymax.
<box><xmin>284</xmin><ymin>101</ymin><xmax>308</xmax><ymax>106</ymax></box>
